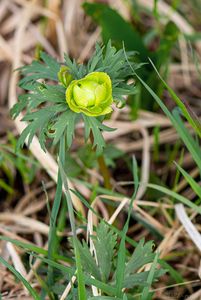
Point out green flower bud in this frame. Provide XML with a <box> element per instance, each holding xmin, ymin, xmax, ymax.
<box><xmin>66</xmin><ymin>72</ymin><xmax>113</xmax><ymax>117</ymax></box>
<box><xmin>58</xmin><ymin>66</ymin><xmax>73</xmax><ymax>88</ymax></box>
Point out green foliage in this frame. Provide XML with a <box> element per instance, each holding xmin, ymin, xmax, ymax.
<box><xmin>125</xmin><ymin>240</ymin><xmax>155</xmax><ymax>275</ymax></box>
<box><xmin>0</xmin><ymin>134</ymin><xmax>38</xmax><ymax>193</ymax></box>
<box><xmin>149</xmin><ymin>60</ymin><xmax>201</xmax><ymax>138</ymax></box>
<box><xmin>11</xmin><ymin>83</ymin><xmax>66</xmax><ymax>118</ymax></box>
<box><xmin>17</xmin><ymin>103</ymin><xmax>67</xmax><ymax>151</ymax></box>
<box><xmin>141</xmin><ymin>252</ymin><xmax>161</xmax><ymax>299</ymax></box>
<box><xmin>124</xmin><ymin>269</ymin><xmax>165</xmax><ymax>289</ymax></box>
<box><xmin>77</xmin><ymin>223</ymin><xmax>165</xmax><ymax>297</ymax></box>
<box><xmin>6</xmin><ymin>9</ymin><xmax>192</xmax><ymax>298</ymax></box>
<box><xmin>175</xmin><ymin>162</ymin><xmax>201</xmax><ymax>199</ymax></box>
<box><xmin>77</xmin><ymin>239</ymin><xmax>101</xmax><ymax>280</ymax></box>
<box><xmin>50</xmin><ymin>110</ymin><xmax>78</xmax><ymax>147</ymax></box>
<box><xmin>83</xmin><ymin>2</ymin><xmax>150</xmax><ymax>62</ymax></box>
<box><xmin>59</xmin><ymin>159</ymin><xmax>87</xmax><ymax>300</ymax></box>
<box><xmin>136</xmin><ymin>72</ymin><xmax>201</xmax><ymax>215</ymax></box>
<box><xmin>18</xmin><ymin>51</ymin><xmax>60</xmax><ymax>83</ymax></box>
<box><xmin>72</xmin><ymin>158</ymin><xmax>165</xmax><ymax>298</ymax></box>
<box><xmin>77</xmin><ymin>144</ymin><xmax>123</xmax><ymax>170</ymax></box>
<box><xmin>83</xmin><ymin>115</ymin><xmax>115</xmax><ymax>155</ymax></box>
<box><xmin>135</xmin><ymin>72</ymin><xmax>201</xmax><ymax>169</ymax></box>
<box><xmin>47</xmin><ymin>136</ymin><xmax>65</xmax><ymax>289</ymax></box>
<box><xmin>93</xmin><ymin>222</ymin><xmax>117</xmax><ymax>282</ymax></box>
<box><xmin>0</xmin><ymin>256</ymin><xmax>40</xmax><ymax>300</ymax></box>
<box><xmin>0</xmin><ymin>228</ymin><xmax>166</xmax><ymax>299</ymax></box>
<box><xmin>11</xmin><ymin>42</ymin><xmax>138</xmax><ymax>154</ymax></box>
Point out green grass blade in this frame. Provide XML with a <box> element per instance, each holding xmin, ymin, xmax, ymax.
<box><xmin>89</xmin><ymin>297</ymin><xmax>122</xmax><ymax>300</ymax></box>
<box><xmin>115</xmin><ymin>157</ymin><xmax>139</xmax><ymax>297</ymax></box>
<box><xmin>0</xmin><ymin>236</ymin><xmax>47</xmax><ymax>254</ymax></box>
<box><xmin>135</xmin><ymin>74</ymin><xmax>201</xmax><ymax>170</ymax></box>
<box><xmin>175</xmin><ymin>162</ymin><xmax>201</xmax><ymax>198</ymax></box>
<box><xmin>172</xmin><ymin>109</ymin><xmax>201</xmax><ymax>170</ymax></box>
<box><xmin>71</xmin><ymin>189</ymin><xmax>138</xmax><ymax>247</ymax></box>
<box><xmin>0</xmin><ymin>235</ymin><xmax>73</xmax><ymax>263</ymax></box>
<box><xmin>47</xmin><ymin>135</ymin><xmax>65</xmax><ymax>287</ymax></box>
<box><xmin>141</xmin><ymin>252</ymin><xmax>159</xmax><ymax>300</ymax></box>
<box><xmin>0</xmin><ymin>256</ymin><xmax>40</xmax><ymax>300</ymax></box>
<box><xmin>59</xmin><ymin>160</ymin><xmax>87</xmax><ymax>300</ymax></box>
<box><xmin>132</xmin><ymin>156</ymin><xmax>139</xmax><ymax>200</ymax></box>
<box><xmin>115</xmin><ymin>232</ymin><xmax>126</xmax><ymax>297</ymax></box>
<box><xmin>30</xmin><ymin>252</ymin><xmax>116</xmax><ymax>295</ymax></box>
<box><xmin>31</xmin><ymin>268</ymin><xmax>55</xmax><ymax>300</ymax></box>
<box><xmin>135</xmin><ymin>74</ymin><xmax>176</xmax><ymax>122</ymax></box>
<box><xmin>149</xmin><ymin>59</ymin><xmax>201</xmax><ymax>138</ymax></box>
<box><xmin>0</xmin><ymin>179</ymin><xmax>13</xmax><ymax>194</ymax></box>
<box><xmin>158</xmin><ymin>259</ymin><xmax>183</xmax><ymax>284</ymax></box>
<box><xmin>147</xmin><ymin>183</ymin><xmax>201</xmax><ymax>214</ymax></box>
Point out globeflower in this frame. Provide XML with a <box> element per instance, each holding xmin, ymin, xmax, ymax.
<box><xmin>66</xmin><ymin>72</ymin><xmax>113</xmax><ymax>117</ymax></box>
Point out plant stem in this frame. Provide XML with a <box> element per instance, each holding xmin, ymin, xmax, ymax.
<box><xmin>97</xmin><ymin>155</ymin><xmax>112</xmax><ymax>190</ymax></box>
<box><xmin>47</xmin><ymin>134</ymin><xmax>65</xmax><ymax>287</ymax></box>
<box><xmin>59</xmin><ymin>159</ymin><xmax>87</xmax><ymax>300</ymax></box>
<box><xmin>89</xmin><ymin>131</ymin><xmax>112</xmax><ymax>190</ymax></box>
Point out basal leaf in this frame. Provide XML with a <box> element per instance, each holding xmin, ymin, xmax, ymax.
<box><xmin>83</xmin><ymin>115</ymin><xmax>115</xmax><ymax>155</ymax></box>
<box><xmin>93</xmin><ymin>222</ymin><xmax>117</xmax><ymax>282</ymax></box>
<box><xmin>18</xmin><ymin>51</ymin><xmax>60</xmax><ymax>85</ymax></box>
<box><xmin>77</xmin><ymin>240</ymin><xmax>101</xmax><ymax>280</ymax></box>
<box><xmin>123</xmin><ymin>269</ymin><xmax>165</xmax><ymax>289</ymax></box>
<box><xmin>17</xmin><ymin>104</ymin><xmax>66</xmax><ymax>151</ymax></box>
<box><xmin>51</xmin><ymin>110</ymin><xmax>78</xmax><ymax>147</ymax></box>
<box><xmin>125</xmin><ymin>240</ymin><xmax>155</xmax><ymax>275</ymax></box>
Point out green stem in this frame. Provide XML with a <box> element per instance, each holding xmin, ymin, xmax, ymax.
<box><xmin>59</xmin><ymin>160</ymin><xmax>87</xmax><ymax>300</ymax></box>
<box><xmin>47</xmin><ymin>134</ymin><xmax>65</xmax><ymax>288</ymax></box>
<box><xmin>97</xmin><ymin>155</ymin><xmax>112</xmax><ymax>190</ymax></box>
<box><xmin>90</xmin><ymin>131</ymin><xmax>112</xmax><ymax>190</ymax></box>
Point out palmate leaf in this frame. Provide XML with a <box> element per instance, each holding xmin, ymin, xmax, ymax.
<box><xmin>64</xmin><ymin>54</ymin><xmax>87</xmax><ymax>80</ymax></box>
<box><xmin>87</xmin><ymin>41</ymin><xmax>128</xmax><ymax>78</ymax></box>
<box><xmin>12</xmin><ymin>42</ymin><xmax>138</xmax><ymax>154</ymax></box>
<box><xmin>82</xmin><ymin>115</ymin><xmax>115</xmax><ymax>155</ymax></box>
<box><xmin>11</xmin><ymin>83</ymin><xmax>66</xmax><ymax>119</ymax></box>
<box><xmin>86</xmin><ymin>41</ymin><xmax>140</xmax><ymax>105</ymax></box>
<box><xmin>50</xmin><ymin>110</ymin><xmax>79</xmax><ymax>147</ymax></box>
<box><xmin>125</xmin><ymin>239</ymin><xmax>155</xmax><ymax>275</ymax></box>
<box><xmin>10</xmin><ymin>94</ymin><xmax>29</xmax><ymax>119</ymax></box>
<box><xmin>93</xmin><ymin>222</ymin><xmax>117</xmax><ymax>282</ymax></box>
<box><xmin>75</xmin><ymin>222</ymin><xmax>117</xmax><ymax>286</ymax></box>
<box><xmin>123</xmin><ymin>269</ymin><xmax>166</xmax><ymax>289</ymax></box>
<box><xmin>77</xmin><ymin>240</ymin><xmax>101</xmax><ymax>280</ymax></box>
<box><xmin>17</xmin><ymin>104</ymin><xmax>67</xmax><ymax>151</ymax></box>
<box><xmin>18</xmin><ymin>52</ymin><xmax>61</xmax><ymax>85</ymax></box>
